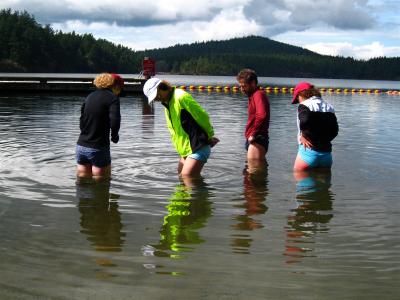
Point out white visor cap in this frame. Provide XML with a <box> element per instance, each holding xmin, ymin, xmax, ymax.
<box><xmin>143</xmin><ymin>78</ymin><xmax>162</xmax><ymax>104</ymax></box>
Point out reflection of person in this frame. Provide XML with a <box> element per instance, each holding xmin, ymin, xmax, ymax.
<box><xmin>141</xmin><ymin>95</ymin><xmax>155</xmax><ymax>138</ymax></box>
<box><xmin>231</xmin><ymin>162</ymin><xmax>268</xmax><ymax>254</ymax></box>
<box><xmin>76</xmin><ymin>73</ymin><xmax>123</xmax><ymax>179</ymax></box>
<box><xmin>291</xmin><ymin>82</ymin><xmax>339</xmax><ymax>171</ymax></box>
<box><xmin>76</xmin><ymin>179</ymin><xmax>125</xmax><ymax>252</ymax></box>
<box><xmin>236</xmin><ymin>69</ymin><xmax>270</xmax><ymax>161</ymax></box>
<box><xmin>143</xmin><ymin>78</ymin><xmax>219</xmax><ymax>177</ymax></box>
<box><xmin>284</xmin><ymin>170</ymin><xmax>334</xmax><ymax>264</ymax></box>
<box><xmin>151</xmin><ymin>177</ymin><xmax>212</xmax><ymax>257</ymax></box>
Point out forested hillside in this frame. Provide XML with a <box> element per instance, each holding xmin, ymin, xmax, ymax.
<box><xmin>0</xmin><ymin>9</ymin><xmax>140</xmax><ymax>72</ymax></box>
<box><xmin>1</xmin><ymin>9</ymin><xmax>400</xmax><ymax>80</ymax></box>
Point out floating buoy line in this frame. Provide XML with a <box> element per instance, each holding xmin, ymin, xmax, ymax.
<box><xmin>174</xmin><ymin>85</ymin><xmax>400</xmax><ymax>95</ymax></box>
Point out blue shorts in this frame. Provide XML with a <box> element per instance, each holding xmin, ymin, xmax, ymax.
<box><xmin>76</xmin><ymin>145</ymin><xmax>111</xmax><ymax>168</ymax></box>
<box><xmin>187</xmin><ymin>145</ymin><xmax>211</xmax><ymax>162</ymax></box>
<box><xmin>245</xmin><ymin>135</ymin><xmax>269</xmax><ymax>152</ymax></box>
<box><xmin>298</xmin><ymin>145</ymin><xmax>332</xmax><ymax>168</ymax></box>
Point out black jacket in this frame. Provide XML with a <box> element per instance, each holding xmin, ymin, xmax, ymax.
<box><xmin>298</xmin><ymin>97</ymin><xmax>338</xmax><ymax>152</ymax></box>
<box><xmin>77</xmin><ymin>89</ymin><xmax>121</xmax><ymax>149</ymax></box>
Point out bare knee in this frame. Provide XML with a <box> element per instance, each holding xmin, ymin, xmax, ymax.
<box><xmin>180</xmin><ymin>158</ymin><xmax>204</xmax><ymax>176</ymax></box>
<box><xmin>247</xmin><ymin>144</ymin><xmax>266</xmax><ymax>160</ymax></box>
<box><xmin>77</xmin><ymin>164</ymin><xmax>92</xmax><ymax>178</ymax></box>
<box><xmin>92</xmin><ymin>165</ymin><xmax>111</xmax><ymax>178</ymax></box>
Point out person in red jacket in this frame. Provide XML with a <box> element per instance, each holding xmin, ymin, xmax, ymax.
<box><xmin>237</xmin><ymin>69</ymin><xmax>270</xmax><ymax>163</ymax></box>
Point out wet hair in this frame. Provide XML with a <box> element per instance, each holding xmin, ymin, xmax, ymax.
<box><xmin>158</xmin><ymin>81</ymin><xmax>170</xmax><ymax>91</ymax></box>
<box><xmin>236</xmin><ymin>68</ymin><xmax>258</xmax><ymax>85</ymax></box>
<box><xmin>298</xmin><ymin>88</ymin><xmax>321</xmax><ymax>99</ymax></box>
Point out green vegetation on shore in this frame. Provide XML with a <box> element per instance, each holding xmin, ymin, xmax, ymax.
<box><xmin>1</xmin><ymin>9</ymin><xmax>399</xmax><ymax>80</ymax></box>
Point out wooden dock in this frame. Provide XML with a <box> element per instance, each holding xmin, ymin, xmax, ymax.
<box><xmin>0</xmin><ymin>74</ymin><xmax>146</xmax><ymax>94</ymax></box>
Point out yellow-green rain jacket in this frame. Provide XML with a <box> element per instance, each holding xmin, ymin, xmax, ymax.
<box><xmin>162</xmin><ymin>88</ymin><xmax>214</xmax><ymax>157</ymax></box>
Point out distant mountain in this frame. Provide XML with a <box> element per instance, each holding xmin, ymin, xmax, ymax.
<box><xmin>139</xmin><ymin>36</ymin><xmax>400</xmax><ymax>80</ymax></box>
<box><xmin>1</xmin><ymin>9</ymin><xmax>399</xmax><ymax>80</ymax></box>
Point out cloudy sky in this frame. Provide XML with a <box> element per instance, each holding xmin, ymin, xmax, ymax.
<box><xmin>1</xmin><ymin>0</ymin><xmax>399</xmax><ymax>59</ymax></box>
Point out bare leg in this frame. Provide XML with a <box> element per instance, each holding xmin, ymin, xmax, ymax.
<box><xmin>247</xmin><ymin>143</ymin><xmax>266</xmax><ymax>161</ymax></box>
<box><xmin>92</xmin><ymin>165</ymin><xmax>111</xmax><ymax>181</ymax></box>
<box><xmin>178</xmin><ymin>157</ymin><xmax>186</xmax><ymax>174</ymax></box>
<box><xmin>293</xmin><ymin>153</ymin><xmax>310</xmax><ymax>171</ymax></box>
<box><xmin>247</xmin><ymin>158</ymin><xmax>268</xmax><ymax>175</ymax></box>
<box><xmin>180</xmin><ymin>158</ymin><xmax>205</xmax><ymax>177</ymax></box>
<box><xmin>77</xmin><ymin>164</ymin><xmax>92</xmax><ymax>178</ymax></box>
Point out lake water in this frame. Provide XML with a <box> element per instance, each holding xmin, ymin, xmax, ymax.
<box><xmin>0</xmin><ymin>76</ymin><xmax>399</xmax><ymax>299</ymax></box>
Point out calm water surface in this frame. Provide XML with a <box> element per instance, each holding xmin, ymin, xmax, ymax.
<box><xmin>0</xmin><ymin>77</ymin><xmax>399</xmax><ymax>299</ymax></box>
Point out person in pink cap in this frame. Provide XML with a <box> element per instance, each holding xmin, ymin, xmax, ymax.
<box><xmin>291</xmin><ymin>82</ymin><xmax>339</xmax><ymax>171</ymax></box>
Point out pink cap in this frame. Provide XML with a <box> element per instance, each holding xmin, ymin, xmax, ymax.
<box><xmin>111</xmin><ymin>73</ymin><xmax>124</xmax><ymax>88</ymax></box>
<box><xmin>292</xmin><ymin>82</ymin><xmax>313</xmax><ymax>104</ymax></box>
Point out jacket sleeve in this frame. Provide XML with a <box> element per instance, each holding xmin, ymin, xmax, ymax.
<box><xmin>249</xmin><ymin>91</ymin><xmax>269</xmax><ymax>137</ymax></box>
<box><xmin>79</xmin><ymin>102</ymin><xmax>85</xmax><ymax>131</ymax></box>
<box><xmin>298</xmin><ymin>104</ymin><xmax>311</xmax><ymax>132</ymax></box>
<box><xmin>180</xmin><ymin>93</ymin><xmax>214</xmax><ymax>138</ymax></box>
<box><xmin>109</xmin><ymin>96</ymin><xmax>121</xmax><ymax>139</ymax></box>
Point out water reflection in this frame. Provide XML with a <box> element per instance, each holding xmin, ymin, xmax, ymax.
<box><xmin>284</xmin><ymin>170</ymin><xmax>334</xmax><ymax>264</ymax></box>
<box><xmin>141</xmin><ymin>96</ymin><xmax>154</xmax><ymax>136</ymax></box>
<box><xmin>76</xmin><ymin>179</ymin><xmax>125</xmax><ymax>252</ymax></box>
<box><xmin>148</xmin><ymin>177</ymin><xmax>212</xmax><ymax>259</ymax></box>
<box><xmin>231</xmin><ymin>160</ymin><xmax>269</xmax><ymax>254</ymax></box>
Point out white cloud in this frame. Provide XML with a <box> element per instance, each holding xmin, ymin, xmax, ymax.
<box><xmin>1</xmin><ymin>0</ymin><xmax>249</xmax><ymax>25</ymax></box>
<box><xmin>192</xmin><ymin>7</ymin><xmax>263</xmax><ymax>41</ymax></box>
<box><xmin>304</xmin><ymin>42</ymin><xmax>400</xmax><ymax>59</ymax></box>
<box><xmin>1</xmin><ymin>0</ymin><xmax>400</xmax><ymax>58</ymax></box>
<box><xmin>52</xmin><ymin>7</ymin><xmax>263</xmax><ymax>50</ymax></box>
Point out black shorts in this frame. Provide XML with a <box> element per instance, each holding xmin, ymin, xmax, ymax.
<box><xmin>245</xmin><ymin>135</ymin><xmax>269</xmax><ymax>152</ymax></box>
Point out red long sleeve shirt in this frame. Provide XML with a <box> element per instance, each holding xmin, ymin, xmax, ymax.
<box><xmin>245</xmin><ymin>89</ymin><xmax>270</xmax><ymax>139</ymax></box>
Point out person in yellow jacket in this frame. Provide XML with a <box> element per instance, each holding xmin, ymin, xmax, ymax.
<box><xmin>143</xmin><ymin>78</ymin><xmax>219</xmax><ymax>176</ymax></box>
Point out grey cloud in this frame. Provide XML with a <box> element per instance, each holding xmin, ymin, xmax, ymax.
<box><xmin>1</xmin><ymin>1</ymin><xmax>221</xmax><ymax>27</ymax></box>
<box><xmin>289</xmin><ymin>0</ymin><xmax>375</xmax><ymax>30</ymax></box>
<box><xmin>244</xmin><ymin>0</ymin><xmax>376</xmax><ymax>36</ymax></box>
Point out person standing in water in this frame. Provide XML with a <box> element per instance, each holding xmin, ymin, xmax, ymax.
<box><xmin>143</xmin><ymin>78</ymin><xmax>219</xmax><ymax>177</ymax></box>
<box><xmin>236</xmin><ymin>69</ymin><xmax>270</xmax><ymax>162</ymax></box>
<box><xmin>76</xmin><ymin>73</ymin><xmax>123</xmax><ymax>179</ymax></box>
<box><xmin>291</xmin><ymin>82</ymin><xmax>339</xmax><ymax>171</ymax></box>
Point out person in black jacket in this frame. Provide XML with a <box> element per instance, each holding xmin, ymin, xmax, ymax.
<box><xmin>291</xmin><ymin>82</ymin><xmax>339</xmax><ymax>171</ymax></box>
<box><xmin>76</xmin><ymin>73</ymin><xmax>123</xmax><ymax>179</ymax></box>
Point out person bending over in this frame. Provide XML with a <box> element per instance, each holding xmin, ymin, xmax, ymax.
<box><xmin>76</xmin><ymin>73</ymin><xmax>123</xmax><ymax>179</ymax></box>
<box><xmin>143</xmin><ymin>78</ymin><xmax>219</xmax><ymax>177</ymax></box>
<box><xmin>291</xmin><ymin>82</ymin><xmax>339</xmax><ymax>171</ymax></box>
